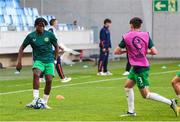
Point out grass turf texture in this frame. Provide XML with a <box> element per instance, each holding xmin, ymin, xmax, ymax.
<box><xmin>0</xmin><ymin>59</ymin><xmax>180</xmax><ymax>121</ymax></box>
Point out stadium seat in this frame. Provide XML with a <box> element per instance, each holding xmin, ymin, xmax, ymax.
<box><xmin>0</xmin><ymin>15</ymin><xmax>4</xmax><ymax>26</ymax></box>
<box><xmin>0</xmin><ymin>0</ymin><xmax>5</xmax><ymax>8</ymax></box>
<box><xmin>3</xmin><ymin>15</ymin><xmax>12</xmax><ymax>25</ymax></box>
<box><xmin>11</xmin><ymin>15</ymin><xmax>19</xmax><ymax>26</ymax></box>
<box><xmin>27</xmin><ymin>8</ymin><xmax>33</xmax><ymax>16</ymax></box>
<box><xmin>19</xmin><ymin>15</ymin><xmax>27</xmax><ymax>26</ymax></box>
<box><xmin>0</xmin><ymin>26</ymin><xmax>8</xmax><ymax>31</ymax></box>
<box><xmin>5</xmin><ymin>7</ymin><xmax>17</xmax><ymax>15</ymax></box>
<box><xmin>26</xmin><ymin>15</ymin><xmax>34</xmax><ymax>27</ymax></box>
<box><xmin>16</xmin><ymin>8</ymin><xmax>24</xmax><ymax>15</ymax></box>
<box><xmin>0</xmin><ymin>7</ymin><xmax>4</xmax><ymax>15</ymax></box>
<box><xmin>23</xmin><ymin>8</ymin><xmax>29</xmax><ymax>16</ymax></box>
<box><xmin>32</xmin><ymin>8</ymin><xmax>39</xmax><ymax>16</ymax></box>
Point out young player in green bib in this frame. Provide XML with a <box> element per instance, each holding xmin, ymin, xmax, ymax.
<box><xmin>16</xmin><ymin>18</ymin><xmax>59</xmax><ymax>109</ymax></box>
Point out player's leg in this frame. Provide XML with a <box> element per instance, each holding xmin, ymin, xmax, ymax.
<box><xmin>43</xmin><ymin>75</ymin><xmax>53</xmax><ymax>109</ymax></box>
<box><xmin>43</xmin><ymin>62</ymin><xmax>55</xmax><ymax>109</ymax></box>
<box><xmin>103</xmin><ymin>51</ymin><xmax>112</xmax><ymax>75</ymax></box>
<box><xmin>55</xmin><ymin>56</ymin><xmax>71</xmax><ymax>83</ymax></box>
<box><xmin>26</xmin><ymin>60</ymin><xmax>44</xmax><ymax>108</ymax></box>
<box><xmin>121</xmin><ymin>70</ymin><xmax>136</xmax><ymax>117</ymax></box>
<box><xmin>136</xmin><ymin>70</ymin><xmax>179</xmax><ymax>116</ymax></box>
<box><xmin>171</xmin><ymin>73</ymin><xmax>180</xmax><ymax>98</ymax></box>
<box><xmin>56</xmin><ymin>56</ymin><xmax>65</xmax><ymax>79</ymax></box>
<box><xmin>97</xmin><ymin>49</ymin><xmax>105</xmax><ymax>75</ymax></box>
<box><xmin>123</xmin><ymin>55</ymin><xmax>131</xmax><ymax>76</ymax></box>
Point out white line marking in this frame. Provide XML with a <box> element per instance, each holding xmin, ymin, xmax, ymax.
<box><xmin>0</xmin><ymin>69</ymin><xmax>179</xmax><ymax>95</ymax></box>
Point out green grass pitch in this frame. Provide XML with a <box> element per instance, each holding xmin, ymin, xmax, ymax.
<box><xmin>0</xmin><ymin>59</ymin><xmax>180</xmax><ymax>121</ymax></box>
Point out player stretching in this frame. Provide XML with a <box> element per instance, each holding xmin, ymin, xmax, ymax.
<box><xmin>16</xmin><ymin>18</ymin><xmax>59</xmax><ymax>109</ymax></box>
<box><xmin>114</xmin><ymin>17</ymin><xmax>179</xmax><ymax>116</ymax></box>
<box><xmin>39</xmin><ymin>18</ymin><xmax>71</xmax><ymax>83</ymax></box>
<box><xmin>172</xmin><ymin>71</ymin><xmax>180</xmax><ymax>99</ymax></box>
<box><xmin>97</xmin><ymin>19</ymin><xmax>112</xmax><ymax>76</ymax></box>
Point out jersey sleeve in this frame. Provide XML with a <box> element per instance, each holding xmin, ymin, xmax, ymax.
<box><xmin>119</xmin><ymin>39</ymin><xmax>126</xmax><ymax>48</ymax></box>
<box><xmin>50</xmin><ymin>33</ymin><xmax>58</xmax><ymax>46</ymax></box>
<box><xmin>148</xmin><ymin>37</ymin><xmax>154</xmax><ymax>49</ymax></box>
<box><xmin>22</xmin><ymin>35</ymin><xmax>31</xmax><ymax>48</ymax></box>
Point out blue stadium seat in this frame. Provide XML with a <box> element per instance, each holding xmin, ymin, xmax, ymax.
<box><xmin>27</xmin><ymin>8</ymin><xmax>33</xmax><ymax>16</ymax></box>
<box><xmin>3</xmin><ymin>15</ymin><xmax>12</xmax><ymax>25</ymax></box>
<box><xmin>5</xmin><ymin>7</ymin><xmax>17</xmax><ymax>15</ymax></box>
<box><xmin>11</xmin><ymin>15</ymin><xmax>19</xmax><ymax>26</ymax></box>
<box><xmin>0</xmin><ymin>7</ymin><xmax>4</xmax><ymax>15</ymax></box>
<box><xmin>19</xmin><ymin>15</ymin><xmax>27</xmax><ymax>26</ymax></box>
<box><xmin>5</xmin><ymin>0</ymin><xmax>19</xmax><ymax>8</ymax></box>
<box><xmin>23</xmin><ymin>7</ymin><xmax>29</xmax><ymax>16</ymax></box>
<box><xmin>16</xmin><ymin>8</ymin><xmax>24</xmax><ymax>15</ymax></box>
<box><xmin>0</xmin><ymin>15</ymin><xmax>5</xmax><ymax>26</ymax></box>
<box><xmin>0</xmin><ymin>0</ymin><xmax>5</xmax><ymax>8</ymax></box>
<box><xmin>32</xmin><ymin>8</ymin><xmax>39</xmax><ymax>16</ymax></box>
<box><xmin>26</xmin><ymin>15</ymin><xmax>34</xmax><ymax>27</ymax></box>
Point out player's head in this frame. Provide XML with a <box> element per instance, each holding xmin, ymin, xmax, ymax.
<box><xmin>104</xmin><ymin>18</ymin><xmax>112</xmax><ymax>28</ymax></box>
<box><xmin>129</xmin><ymin>17</ymin><xmax>143</xmax><ymax>29</ymax></box>
<box><xmin>34</xmin><ymin>17</ymin><xmax>48</xmax><ymax>33</ymax></box>
<box><xmin>50</xmin><ymin>18</ymin><xmax>58</xmax><ymax>28</ymax></box>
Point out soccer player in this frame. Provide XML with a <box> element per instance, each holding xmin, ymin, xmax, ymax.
<box><xmin>97</xmin><ymin>19</ymin><xmax>112</xmax><ymax>76</ymax></box>
<box><xmin>16</xmin><ymin>17</ymin><xmax>59</xmax><ymax>109</ymax></box>
<box><xmin>172</xmin><ymin>71</ymin><xmax>180</xmax><ymax>99</ymax></box>
<box><xmin>114</xmin><ymin>17</ymin><xmax>179</xmax><ymax>116</ymax></box>
<box><xmin>39</xmin><ymin>18</ymin><xmax>71</xmax><ymax>83</ymax></box>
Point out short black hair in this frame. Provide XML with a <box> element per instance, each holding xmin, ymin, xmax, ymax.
<box><xmin>104</xmin><ymin>18</ymin><xmax>112</xmax><ymax>24</ymax></box>
<box><xmin>129</xmin><ymin>17</ymin><xmax>143</xmax><ymax>29</ymax></box>
<box><xmin>34</xmin><ymin>17</ymin><xmax>48</xmax><ymax>27</ymax></box>
<box><xmin>49</xmin><ymin>18</ymin><xmax>57</xmax><ymax>26</ymax></box>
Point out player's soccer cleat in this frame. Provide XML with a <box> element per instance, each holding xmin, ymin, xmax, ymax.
<box><xmin>120</xmin><ymin>112</ymin><xmax>137</xmax><ymax>117</ymax></box>
<box><xmin>170</xmin><ymin>99</ymin><xmax>179</xmax><ymax>116</ymax></box>
<box><xmin>44</xmin><ymin>104</ymin><xmax>52</xmax><ymax>109</ymax></box>
<box><xmin>97</xmin><ymin>72</ymin><xmax>106</xmax><ymax>76</ymax></box>
<box><xmin>122</xmin><ymin>71</ymin><xmax>129</xmax><ymax>76</ymax></box>
<box><xmin>61</xmin><ymin>77</ymin><xmax>72</xmax><ymax>83</ymax></box>
<box><xmin>39</xmin><ymin>78</ymin><xmax>45</xmax><ymax>83</ymax></box>
<box><xmin>104</xmin><ymin>71</ymin><xmax>113</xmax><ymax>76</ymax></box>
<box><xmin>26</xmin><ymin>99</ymin><xmax>36</xmax><ymax>108</ymax></box>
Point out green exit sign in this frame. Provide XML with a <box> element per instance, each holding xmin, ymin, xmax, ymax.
<box><xmin>154</xmin><ymin>0</ymin><xmax>178</xmax><ymax>12</ymax></box>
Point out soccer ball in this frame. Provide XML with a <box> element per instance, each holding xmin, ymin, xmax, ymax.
<box><xmin>33</xmin><ymin>98</ymin><xmax>45</xmax><ymax>109</ymax></box>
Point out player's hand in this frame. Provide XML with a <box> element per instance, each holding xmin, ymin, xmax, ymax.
<box><xmin>16</xmin><ymin>62</ymin><xmax>22</xmax><ymax>71</ymax></box>
<box><xmin>54</xmin><ymin>60</ymin><xmax>57</xmax><ymax>64</ymax></box>
<box><xmin>108</xmin><ymin>48</ymin><xmax>111</xmax><ymax>52</ymax></box>
<box><xmin>103</xmin><ymin>48</ymin><xmax>106</xmax><ymax>52</ymax></box>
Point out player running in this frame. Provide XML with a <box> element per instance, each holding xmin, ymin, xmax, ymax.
<box><xmin>172</xmin><ymin>71</ymin><xmax>180</xmax><ymax>99</ymax></box>
<box><xmin>16</xmin><ymin>18</ymin><xmax>59</xmax><ymax>109</ymax></box>
<box><xmin>114</xmin><ymin>17</ymin><xmax>179</xmax><ymax>116</ymax></box>
<box><xmin>39</xmin><ymin>18</ymin><xmax>71</xmax><ymax>83</ymax></box>
<box><xmin>97</xmin><ymin>19</ymin><xmax>112</xmax><ymax>76</ymax></box>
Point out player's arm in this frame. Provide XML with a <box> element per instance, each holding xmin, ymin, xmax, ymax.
<box><xmin>51</xmin><ymin>34</ymin><xmax>60</xmax><ymax>60</ymax></box>
<box><xmin>114</xmin><ymin>38</ymin><xmax>127</xmax><ymax>55</ymax></box>
<box><xmin>147</xmin><ymin>37</ymin><xmax>157</xmax><ymax>55</ymax></box>
<box><xmin>54</xmin><ymin>44</ymin><xmax>59</xmax><ymax>60</ymax></box>
<box><xmin>99</xmin><ymin>29</ymin><xmax>107</xmax><ymax>51</ymax></box>
<box><xmin>16</xmin><ymin>35</ymin><xmax>30</xmax><ymax>71</ymax></box>
<box><xmin>114</xmin><ymin>47</ymin><xmax>126</xmax><ymax>55</ymax></box>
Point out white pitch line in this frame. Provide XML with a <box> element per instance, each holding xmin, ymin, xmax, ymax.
<box><xmin>0</xmin><ymin>69</ymin><xmax>179</xmax><ymax>96</ymax></box>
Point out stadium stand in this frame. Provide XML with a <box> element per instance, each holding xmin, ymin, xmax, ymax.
<box><xmin>0</xmin><ymin>0</ymin><xmax>60</xmax><ymax>31</ymax></box>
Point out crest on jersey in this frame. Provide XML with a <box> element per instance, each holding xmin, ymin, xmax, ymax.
<box><xmin>44</xmin><ymin>37</ymin><xmax>49</xmax><ymax>42</ymax></box>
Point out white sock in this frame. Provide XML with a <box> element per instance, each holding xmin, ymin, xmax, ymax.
<box><xmin>125</xmin><ymin>88</ymin><xmax>134</xmax><ymax>113</ymax></box>
<box><xmin>146</xmin><ymin>92</ymin><xmax>171</xmax><ymax>105</ymax></box>
<box><xmin>177</xmin><ymin>94</ymin><xmax>180</xmax><ymax>98</ymax></box>
<box><xmin>33</xmin><ymin>89</ymin><xmax>39</xmax><ymax>100</ymax></box>
<box><xmin>43</xmin><ymin>94</ymin><xmax>49</xmax><ymax>104</ymax></box>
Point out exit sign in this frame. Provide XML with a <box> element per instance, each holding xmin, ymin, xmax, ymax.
<box><xmin>154</xmin><ymin>0</ymin><xmax>178</xmax><ymax>12</ymax></box>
